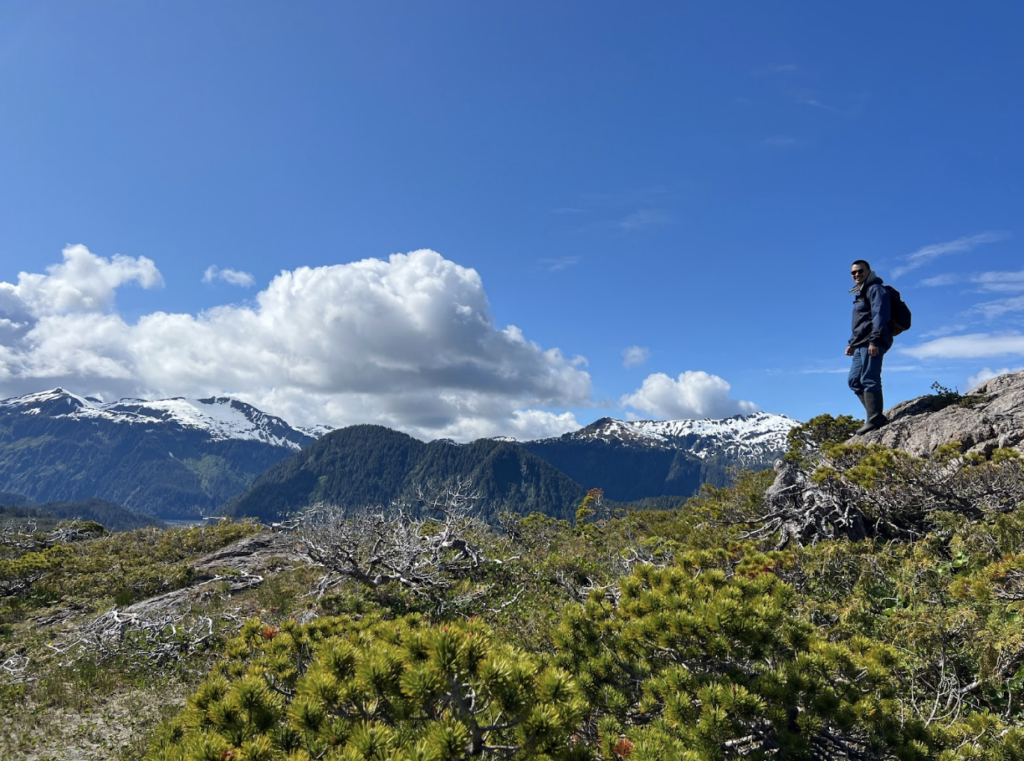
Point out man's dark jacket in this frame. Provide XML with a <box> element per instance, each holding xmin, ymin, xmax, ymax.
<box><xmin>849</xmin><ymin>273</ymin><xmax>892</xmax><ymax>349</ymax></box>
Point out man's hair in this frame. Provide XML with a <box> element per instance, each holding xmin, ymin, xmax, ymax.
<box><xmin>851</xmin><ymin>259</ymin><xmax>871</xmax><ymax>270</ymax></box>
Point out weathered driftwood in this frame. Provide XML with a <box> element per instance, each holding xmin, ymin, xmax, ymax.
<box><xmin>46</xmin><ymin>606</ymin><xmax>217</xmax><ymax>670</ymax></box>
<box><xmin>37</xmin><ymin>531</ymin><xmax>311</xmax><ymax>671</ymax></box>
<box><xmin>746</xmin><ymin>434</ymin><xmax>1024</xmax><ymax>549</ymax></box>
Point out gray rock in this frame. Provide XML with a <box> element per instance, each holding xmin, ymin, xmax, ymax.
<box><xmin>752</xmin><ymin>370</ymin><xmax>1024</xmax><ymax>548</ymax></box>
<box><xmin>853</xmin><ymin>370</ymin><xmax>1024</xmax><ymax>457</ymax></box>
<box><xmin>123</xmin><ymin>531</ymin><xmax>309</xmax><ymax>617</ymax></box>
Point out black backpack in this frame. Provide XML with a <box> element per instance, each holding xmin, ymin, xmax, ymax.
<box><xmin>886</xmin><ymin>285</ymin><xmax>912</xmax><ymax>335</ymax></box>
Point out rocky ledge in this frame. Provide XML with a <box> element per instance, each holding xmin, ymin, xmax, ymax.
<box><xmin>855</xmin><ymin>370</ymin><xmax>1024</xmax><ymax>457</ymax></box>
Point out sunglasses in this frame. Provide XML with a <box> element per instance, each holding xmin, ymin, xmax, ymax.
<box><xmin>851</xmin><ymin>269</ymin><xmax>867</xmax><ymax>276</ymax></box>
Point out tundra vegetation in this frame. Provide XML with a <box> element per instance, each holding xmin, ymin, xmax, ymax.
<box><xmin>3</xmin><ymin>416</ymin><xmax>1024</xmax><ymax>759</ymax></box>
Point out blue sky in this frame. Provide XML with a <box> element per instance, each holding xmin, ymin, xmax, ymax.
<box><xmin>1</xmin><ymin>2</ymin><xmax>1022</xmax><ymax>440</ymax></box>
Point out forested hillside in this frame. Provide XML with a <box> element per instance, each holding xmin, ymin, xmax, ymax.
<box><xmin>0</xmin><ymin>498</ymin><xmax>165</xmax><ymax>532</ymax></box>
<box><xmin>523</xmin><ymin>436</ymin><xmax>727</xmax><ymax>501</ymax></box>
<box><xmin>221</xmin><ymin>424</ymin><xmax>589</xmax><ymax>523</ymax></box>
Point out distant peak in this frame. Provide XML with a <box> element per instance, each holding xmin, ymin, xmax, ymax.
<box><xmin>0</xmin><ymin>388</ymin><xmax>326</xmax><ymax>450</ymax></box>
<box><xmin>0</xmin><ymin>387</ymin><xmax>92</xmax><ymax>409</ymax></box>
<box><xmin>527</xmin><ymin>412</ymin><xmax>801</xmax><ymax>460</ymax></box>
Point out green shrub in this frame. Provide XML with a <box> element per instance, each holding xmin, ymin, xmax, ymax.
<box><xmin>555</xmin><ymin>552</ymin><xmax>929</xmax><ymax>760</ymax></box>
<box><xmin>148</xmin><ymin>614</ymin><xmax>588</xmax><ymax>761</ymax></box>
<box><xmin>785</xmin><ymin>413</ymin><xmax>862</xmax><ymax>467</ymax></box>
<box><xmin>928</xmin><ymin>382</ymin><xmax>991</xmax><ymax>411</ymax></box>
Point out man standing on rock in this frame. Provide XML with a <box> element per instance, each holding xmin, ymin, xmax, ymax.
<box><xmin>846</xmin><ymin>260</ymin><xmax>892</xmax><ymax>434</ymax></box>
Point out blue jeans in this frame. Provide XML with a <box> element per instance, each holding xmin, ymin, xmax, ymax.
<box><xmin>848</xmin><ymin>340</ymin><xmax>891</xmax><ymax>395</ymax></box>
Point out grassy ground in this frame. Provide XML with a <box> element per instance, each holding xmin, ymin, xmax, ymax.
<box><xmin>1</xmin><ymin>676</ymin><xmax>189</xmax><ymax>760</ymax></box>
<box><xmin>0</xmin><ymin>521</ymin><xmax>319</xmax><ymax>760</ymax></box>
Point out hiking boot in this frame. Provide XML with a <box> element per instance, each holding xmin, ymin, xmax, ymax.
<box><xmin>852</xmin><ymin>392</ymin><xmax>867</xmax><ymax>432</ymax></box>
<box><xmin>855</xmin><ymin>390</ymin><xmax>888</xmax><ymax>434</ymax></box>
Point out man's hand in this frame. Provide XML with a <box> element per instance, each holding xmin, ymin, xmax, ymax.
<box><xmin>845</xmin><ymin>345</ymin><xmax>854</xmax><ymax>356</ymax></box>
<box><xmin>868</xmin><ymin>344</ymin><xmax>879</xmax><ymax>357</ymax></box>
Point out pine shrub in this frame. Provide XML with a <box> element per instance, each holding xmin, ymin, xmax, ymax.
<box><xmin>148</xmin><ymin>614</ymin><xmax>588</xmax><ymax>761</ymax></box>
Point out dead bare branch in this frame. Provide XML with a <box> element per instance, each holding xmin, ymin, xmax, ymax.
<box><xmin>46</xmin><ymin>605</ymin><xmax>221</xmax><ymax>673</ymax></box>
<box><xmin>297</xmin><ymin>479</ymin><xmax>501</xmax><ymax>608</ymax></box>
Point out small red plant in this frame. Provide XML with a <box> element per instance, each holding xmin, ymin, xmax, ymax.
<box><xmin>613</xmin><ymin>737</ymin><xmax>634</xmax><ymax>759</ymax></box>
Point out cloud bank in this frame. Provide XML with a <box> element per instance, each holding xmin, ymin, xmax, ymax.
<box><xmin>0</xmin><ymin>245</ymin><xmax>765</xmax><ymax>439</ymax></box>
<box><xmin>621</xmin><ymin>371</ymin><xmax>758</xmax><ymax>419</ymax></box>
<box><xmin>0</xmin><ymin>245</ymin><xmax>592</xmax><ymax>441</ymax></box>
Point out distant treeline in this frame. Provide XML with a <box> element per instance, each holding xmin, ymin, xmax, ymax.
<box><xmin>0</xmin><ymin>497</ymin><xmax>165</xmax><ymax>533</ymax></box>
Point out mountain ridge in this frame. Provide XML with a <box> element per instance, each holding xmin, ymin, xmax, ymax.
<box><xmin>0</xmin><ymin>387</ymin><xmax>801</xmax><ymax>520</ymax></box>
<box><xmin>537</xmin><ymin>411</ymin><xmax>797</xmax><ymax>456</ymax></box>
<box><xmin>220</xmin><ymin>424</ymin><xmax>589</xmax><ymax>524</ymax></box>
<box><xmin>0</xmin><ymin>388</ymin><xmax>323</xmax><ymax>519</ymax></box>
<box><xmin>522</xmin><ymin>411</ymin><xmax>798</xmax><ymax>502</ymax></box>
<box><xmin>0</xmin><ymin>388</ymin><xmax>325</xmax><ymax>449</ymax></box>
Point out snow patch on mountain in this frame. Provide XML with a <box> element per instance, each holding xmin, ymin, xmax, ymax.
<box><xmin>0</xmin><ymin>388</ymin><xmax>318</xmax><ymax>450</ymax></box>
<box><xmin>535</xmin><ymin>412</ymin><xmax>800</xmax><ymax>462</ymax></box>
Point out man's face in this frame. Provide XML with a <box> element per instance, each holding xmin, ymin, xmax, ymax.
<box><xmin>851</xmin><ymin>264</ymin><xmax>869</xmax><ymax>285</ymax></box>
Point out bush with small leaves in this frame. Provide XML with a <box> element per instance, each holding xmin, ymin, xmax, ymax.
<box><xmin>0</xmin><ymin>543</ymin><xmax>71</xmax><ymax>597</ymax></box>
<box><xmin>554</xmin><ymin>551</ymin><xmax>929</xmax><ymax>760</ymax></box>
<box><xmin>785</xmin><ymin>413</ymin><xmax>863</xmax><ymax>467</ymax></box>
<box><xmin>148</xmin><ymin>614</ymin><xmax>588</xmax><ymax>761</ymax></box>
<box><xmin>815</xmin><ymin>443</ymin><xmax>1024</xmax><ymax>540</ymax></box>
<box><xmin>927</xmin><ymin>382</ymin><xmax>991</xmax><ymax>412</ymax></box>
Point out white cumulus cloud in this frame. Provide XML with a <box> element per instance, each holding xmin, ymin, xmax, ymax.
<box><xmin>621</xmin><ymin>371</ymin><xmax>758</xmax><ymax>420</ymax></box>
<box><xmin>0</xmin><ymin>246</ymin><xmax>591</xmax><ymax>441</ymax></box>
<box><xmin>621</xmin><ymin>345</ymin><xmax>650</xmax><ymax>368</ymax></box>
<box><xmin>203</xmin><ymin>265</ymin><xmax>256</xmax><ymax>287</ymax></box>
<box><xmin>0</xmin><ymin>244</ymin><xmax>162</xmax><ymax>320</ymax></box>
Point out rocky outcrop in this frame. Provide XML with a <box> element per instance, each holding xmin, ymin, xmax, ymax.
<box><xmin>855</xmin><ymin>370</ymin><xmax>1024</xmax><ymax>457</ymax></box>
<box><xmin>753</xmin><ymin>370</ymin><xmax>1024</xmax><ymax>549</ymax></box>
<box><xmin>123</xmin><ymin>530</ymin><xmax>309</xmax><ymax>617</ymax></box>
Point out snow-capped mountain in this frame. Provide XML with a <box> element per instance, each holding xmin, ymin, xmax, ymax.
<box><xmin>552</xmin><ymin>412</ymin><xmax>799</xmax><ymax>463</ymax></box>
<box><xmin>0</xmin><ymin>388</ymin><xmax>326</xmax><ymax>451</ymax></box>
<box><xmin>521</xmin><ymin>412</ymin><xmax>800</xmax><ymax>503</ymax></box>
<box><xmin>0</xmin><ymin>388</ymin><xmax>332</xmax><ymax>519</ymax></box>
<box><xmin>0</xmin><ymin>388</ymin><xmax>803</xmax><ymax>521</ymax></box>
